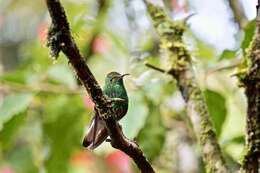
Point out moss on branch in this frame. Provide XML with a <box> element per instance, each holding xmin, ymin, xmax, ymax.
<box><xmin>239</xmin><ymin>6</ymin><xmax>260</xmax><ymax>172</ymax></box>
<box><xmin>144</xmin><ymin>1</ymin><xmax>228</xmax><ymax>172</ymax></box>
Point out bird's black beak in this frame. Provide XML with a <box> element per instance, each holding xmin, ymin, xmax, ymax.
<box><xmin>120</xmin><ymin>73</ymin><xmax>130</xmax><ymax>78</ymax></box>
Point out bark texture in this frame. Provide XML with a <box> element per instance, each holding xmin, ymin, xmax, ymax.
<box><xmin>239</xmin><ymin>5</ymin><xmax>260</xmax><ymax>173</ymax></box>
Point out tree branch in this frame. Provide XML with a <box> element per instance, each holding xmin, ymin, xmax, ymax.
<box><xmin>0</xmin><ymin>80</ymin><xmax>84</xmax><ymax>95</ymax></box>
<box><xmin>226</xmin><ymin>0</ymin><xmax>247</xmax><ymax>29</ymax></box>
<box><xmin>145</xmin><ymin>63</ymin><xmax>166</xmax><ymax>73</ymax></box>
<box><xmin>44</xmin><ymin>0</ymin><xmax>155</xmax><ymax>172</ymax></box>
<box><xmin>143</xmin><ymin>1</ymin><xmax>229</xmax><ymax>172</ymax></box>
<box><xmin>239</xmin><ymin>3</ymin><xmax>260</xmax><ymax>173</ymax></box>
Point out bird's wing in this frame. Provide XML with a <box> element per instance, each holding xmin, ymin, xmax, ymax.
<box><xmin>82</xmin><ymin>110</ymin><xmax>108</xmax><ymax>150</ymax></box>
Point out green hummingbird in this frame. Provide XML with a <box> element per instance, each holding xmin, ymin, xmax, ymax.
<box><xmin>83</xmin><ymin>72</ymin><xmax>129</xmax><ymax>149</ymax></box>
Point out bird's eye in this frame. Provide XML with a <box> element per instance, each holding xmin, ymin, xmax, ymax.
<box><xmin>110</xmin><ymin>76</ymin><xmax>120</xmax><ymax>82</ymax></box>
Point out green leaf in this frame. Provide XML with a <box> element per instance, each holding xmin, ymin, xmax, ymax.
<box><xmin>195</xmin><ymin>39</ymin><xmax>216</xmax><ymax>60</ymax></box>
<box><xmin>6</xmin><ymin>146</ymin><xmax>38</xmax><ymax>173</ymax></box>
<box><xmin>185</xmin><ymin>29</ymin><xmax>216</xmax><ymax>60</ymax></box>
<box><xmin>0</xmin><ymin>70</ymin><xmax>28</xmax><ymax>84</ymax></box>
<box><xmin>137</xmin><ymin>99</ymin><xmax>166</xmax><ymax>161</ymax></box>
<box><xmin>0</xmin><ymin>93</ymin><xmax>33</xmax><ymax>131</ymax></box>
<box><xmin>229</xmin><ymin>136</ymin><xmax>245</xmax><ymax>144</ymax></box>
<box><xmin>241</xmin><ymin>20</ymin><xmax>256</xmax><ymax>53</ymax></box>
<box><xmin>219</xmin><ymin>49</ymin><xmax>237</xmax><ymax>60</ymax></box>
<box><xmin>204</xmin><ymin>89</ymin><xmax>227</xmax><ymax>137</ymax></box>
<box><xmin>0</xmin><ymin>112</ymin><xmax>26</xmax><ymax>150</ymax></box>
<box><xmin>223</xmin><ymin>135</ymin><xmax>245</xmax><ymax>146</ymax></box>
<box><xmin>47</xmin><ymin>64</ymin><xmax>77</xmax><ymax>89</ymax></box>
<box><xmin>121</xmin><ymin>93</ymin><xmax>149</xmax><ymax>139</ymax></box>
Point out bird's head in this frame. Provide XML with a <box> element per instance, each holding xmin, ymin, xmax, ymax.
<box><xmin>105</xmin><ymin>72</ymin><xmax>129</xmax><ymax>86</ymax></box>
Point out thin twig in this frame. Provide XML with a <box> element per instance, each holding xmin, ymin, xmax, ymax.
<box><xmin>44</xmin><ymin>0</ymin><xmax>154</xmax><ymax>172</ymax></box>
<box><xmin>226</xmin><ymin>0</ymin><xmax>247</xmax><ymax>29</ymax></box>
<box><xmin>206</xmin><ymin>58</ymin><xmax>242</xmax><ymax>75</ymax></box>
<box><xmin>0</xmin><ymin>81</ymin><xmax>84</xmax><ymax>95</ymax></box>
<box><xmin>145</xmin><ymin>63</ymin><xmax>166</xmax><ymax>73</ymax></box>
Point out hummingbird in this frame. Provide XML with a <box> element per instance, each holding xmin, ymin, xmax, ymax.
<box><xmin>82</xmin><ymin>72</ymin><xmax>129</xmax><ymax>149</ymax></box>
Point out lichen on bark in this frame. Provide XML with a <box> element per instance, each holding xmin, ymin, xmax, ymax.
<box><xmin>144</xmin><ymin>1</ymin><xmax>228</xmax><ymax>172</ymax></box>
<box><xmin>239</xmin><ymin>8</ymin><xmax>260</xmax><ymax>173</ymax></box>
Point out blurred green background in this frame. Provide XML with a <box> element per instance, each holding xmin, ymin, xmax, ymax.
<box><xmin>0</xmin><ymin>0</ymin><xmax>257</xmax><ymax>172</ymax></box>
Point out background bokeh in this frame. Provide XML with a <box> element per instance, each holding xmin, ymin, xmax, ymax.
<box><xmin>0</xmin><ymin>0</ymin><xmax>257</xmax><ymax>172</ymax></box>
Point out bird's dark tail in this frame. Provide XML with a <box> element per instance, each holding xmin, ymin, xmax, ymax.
<box><xmin>82</xmin><ymin>113</ymin><xmax>108</xmax><ymax>150</ymax></box>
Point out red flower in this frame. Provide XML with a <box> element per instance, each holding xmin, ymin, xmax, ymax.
<box><xmin>0</xmin><ymin>15</ymin><xmax>5</xmax><ymax>27</ymax></box>
<box><xmin>83</xmin><ymin>95</ymin><xmax>95</xmax><ymax>110</ymax></box>
<box><xmin>92</xmin><ymin>36</ymin><xmax>110</xmax><ymax>54</ymax></box>
<box><xmin>37</xmin><ymin>21</ymin><xmax>49</xmax><ymax>44</ymax></box>
<box><xmin>171</xmin><ymin>0</ymin><xmax>188</xmax><ymax>13</ymax></box>
<box><xmin>105</xmin><ymin>151</ymin><xmax>133</xmax><ymax>173</ymax></box>
<box><xmin>0</xmin><ymin>167</ymin><xmax>15</xmax><ymax>173</ymax></box>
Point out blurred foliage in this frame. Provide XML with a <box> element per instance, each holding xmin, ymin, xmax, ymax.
<box><xmin>43</xmin><ymin>95</ymin><xmax>86</xmax><ymax>173</ymax></box>
<box><xmin>0</xmin><ymin>0</ymin><xmax>255</xmax><ymax>173</ymax></box>
<box><xmin>184</xmin><ymin>30</ymin><xmax>216</xmax><ymax>61</ymax></box>
<box><xmin>137</xmin><ymin>97</ymin><xmax>166</xmax><ymax>161</ymax></box>
<box><xmin>0</xmin><ymin>93</ymin><xmax>33</xmax><ymax>131</ymax></box>
<box><xmin>219</xmin><ymin>49</ymin><xmax>237</xmax><ymax>60</ymax></box>
<box><xmin>241</xmin><ymin>19</ymin><xmax>256</xmax><ymax>54</ymax></box>
<box><xmin>204</xmin><ymin>89</ymin><xmax>227</xmax><ymax>137</ymax></box>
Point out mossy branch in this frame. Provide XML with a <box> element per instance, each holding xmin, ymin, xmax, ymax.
<box><xmin>44</xmin><ymin>0</ymin><xmax>155</xmax><ymax>172</ymax></box>
<box><xmin>239</xmin><ymin>3</ymin><xmax>260</xmax><ymax>173</ymax></box>
<box><xmin>143</xmin><ymin>1</ymin><xmax>229</xmax><ymax>172</ymax></box>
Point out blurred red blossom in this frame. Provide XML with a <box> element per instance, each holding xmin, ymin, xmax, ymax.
<box><xmin>70</xmin><ymin>150</ymin><xmax>104</xmax><ymax>173</ymax></box>
<box><xmin>0</xmin><ymin>15</ymin><xmax>5</xmax><ymax>27</ymax></box>
<box><xmin>37</xmin><ymin>21</ymin><xmax>49</xmax><ymax>44</ymax></box>
<box><xmin>92</xmin><ymin>35</ymin><xmax>110</xmax><ymax>54</ymax></box>
<box><xmin>171</xmin><ymin>0</ymin><xmax>188</xmax><ymax>13</ymax></box>
<box><xmin>0</xmin><ymin>167</ymin><xmax>15</xmax><ymax>173</ymax></box>
<box><xmin>106</xmin><ymin>151</ymin><xmax>133</xmax><ymax>173</ymax></box>
<box><xmin>71</xmin><ymin>150</ymin><xmax>95</xmax><ymax>167</ymax></box>
<box><xmin>83</xmin><ymin>95</ymin><xmax>95</xmax><ymax>110</ymax></box>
